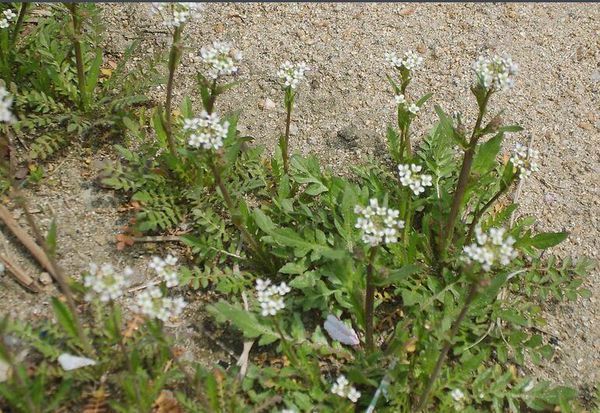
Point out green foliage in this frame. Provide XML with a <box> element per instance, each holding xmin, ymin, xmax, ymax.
<box><xmin>1</xmin><ymin>10</ymin><xmax>593</xmax><ymax>412</ymax></box>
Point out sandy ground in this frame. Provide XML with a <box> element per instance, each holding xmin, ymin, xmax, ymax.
<box><xmin>1</xmin><ymin>1</ymin><xmax>598</xmax><ymax>400</ymax></box>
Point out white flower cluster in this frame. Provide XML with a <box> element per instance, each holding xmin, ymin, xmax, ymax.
<box><xmin>277</xmin><ymin>61</ymin><xmax>309</xmax><ymax>90</ymax></box>
<box><xmin>200</xmin><ymin>41</ymin><xmax>242</xmax><ymax>80</ymax></box>
<box><xmin>397</xmin><ymin>164</ymin><xmax>433</xmax><ymax>196</ymax></box>
<box><xmin>255</xmin><ymin>279</ymin><xmax>291</xmax><ymax>316</ymax></box>
<box><xmin>184</xmin><ymin>111</ymin><xmax>229</xmax><ymax>150</ymax></box>
<box><xmin>331</xmin><ymin>375</ymin><xmax>361</xmax><ymax>403</ymax></box>
<box><xmin>150</xmin><ymin>2</ymin><xmax>203</xmax><ymax>28</ymax></box>
<box><xmin>83</xmin><ymin>263</ymin><xmax>131</xmax><ymax>302</ymax></box>
<box><xmin>354</xmin><ymin>199</ymin><xmax>404</xmax><ymax>246</ymax></box>
<box><xmin>394</xmin><ymin>94</ymin><xmax>420</xmax><ymax>115</ymax></box>
<box><xmin>463</xmin><ymin>226</ymin><xmax>518</xmax><ymax>271</ymax></box>
<box><xmin>509</xmin><ymin>143</ymin><xmax>540</xmax><ymax>179</ymax></box>
<box><xmin>473</xmin><ymin>55</ymin><xmax>518</xmax><ymax>91</ymax></box>
<box><xmin>135</xmin><ymin>286</ymin><xmax>186</xmax><ymax>322</ymax></box>
<box><xmin>450</xmin><ymin>389</ymin><xmax>465</xmax><ymax>402</ymax></box>
<box><xmin>0</xmin><ymin>84</ymin><xmax>15</xmax><ymax>123</ymax></box>
<box><xmin>0</xmin><ymin>9</ymin><xmax>16</xmax><ymax>29</ymax></box>
<box><xmin>149</xmin><ymin>255</ymin><xmax>179</xmax><ymax>287</ymax></box>
<box><xmin>385</xmin><ymin>50</ymin><xmax>424</xmax><ymax>71</ymax></box>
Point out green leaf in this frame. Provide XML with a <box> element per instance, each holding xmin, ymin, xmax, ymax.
<box><xmin>51</xmin><ymin>297</ymin><xmax>79</xmax><ymax>341</ymax></box>
<box><xmin>416</xmin><ymin>92</ymin><xmax>433</xmax><ymax>107</ymax></box>
<box><xmin>85</xmin><ymin>48</ymin><xmax>103</xmax><ymax>97</ymax></box>
<box><xmin>472</xmin><ymin>133</ymin><xmax>503</xmax><ymax>174</ymax></box>
<box><xmin>152</xmin><ymin>109</ymin><xmax>168</xmax><ymax>147</ymax></box>
<box><xmin>207</xmin><ymin>301</ymin><xmax>277</xmax><ymax>340</ymax></box>
<box><xmin>252</xmin><ymin>209</ymin><xmax>275</xmax><ymax>234</ymax></box>
<box><xmin>529</xmin><ymin>232</ymin><xmax>568</xmax><ymax>249</ymax></box>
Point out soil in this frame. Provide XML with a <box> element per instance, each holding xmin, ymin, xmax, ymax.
<box><xmin>1</xmin><ymin>1</ymin><xmax>598</xmax><ymax>402</ymax></box>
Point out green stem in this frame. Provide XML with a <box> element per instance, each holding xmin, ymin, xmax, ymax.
<box><xmin>206</xmin><ymin>79</ymin><xmax>217</xmax><ymax>114</ymax></box>
<box><xmin>412</xmin><ymin>282</ymin><xmax>479</xmax><ymax>412</ymax></box>
<box><xmin>281</xmin><ymin>93</ymin><xmax>293</xmax><ymax>175</ymax></box>
<box><xmin>164</xmin><ymin>26</ymin><xmax>183</xmax><ymax>159</ymax></box>
<box><xmin>11</xmin><ymin>2</ymin><xmax>29</xmax><ymax>43</ymax></box>
<box><xmin>67</xmin><ymin>3</ymin><xmax>87</xmax><ymax>110</ymax></box>
<box><xmin>208</xmin><ymin>156</ymin><xmax>272</xmax><ymax>270</ymax></box>
<box><xmin>365</xmin><ymin>247</ymin><xmax>378</xmax><ymax>353</ymax></box>
<box><xmin>442</xmin><ymin>90</ymin><xmax>492</xmax><ymax>255</ymax></box>
<box><xmin>465</xmin><ymin>182</ymin><xmax>512</xmax><ymax>243</ymax></box>
<box><xmin>404</xmin><ymin>195</ymin><xmax>412</xmax><ymax>247</ymax></box>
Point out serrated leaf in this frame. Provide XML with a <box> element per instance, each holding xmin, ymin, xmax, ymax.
<box><xmin>207</xmin><ymin>301</ymin><xmax>277</xmax><ymax>341</ymax></box>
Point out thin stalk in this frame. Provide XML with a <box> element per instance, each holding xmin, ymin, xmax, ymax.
<box><xmin>442</xmin><ymin>90</ymin><xmax>492</xmax><ymax>253</ymax></box>
<box><xmin>412</xmin><ymin>282</ymin><xmax>479</xmax><ymax>412</ymax></box>
<box><xmin>465</xmin><ymin>183</ymin><xmax>512</xmax><ymax>243</ymax></box>
<box><xmin>206</xmin><ymin>79</ymin><xmax>217</xmax><ymax>114</ymax></box>
<box><xmin>67</xmin><ymin>3</ymin><xmax>87</xmax><ymax>110</ymax></box>
<box><xmin>364</xmin><ymin>247</ymin><xmax>378</xmax><ymax>353</ymax></box>
<box><xmin>404</xmin><ymin>195</ymin><xmax>412</xmax><ymax>247</ymax></box>
<box><xmin>164</xmin><ymin>26</ymin><xmax>183</xmax><ymax>158</ymax></box>
<box><xmin>208</xmin><ymin>156</ymin><xmax>271</xmax><ymax>269</ymax></box>
<box><xmin>282</xmin><ymin>90</ymin><xmax>293</xmax><ymax>174</ymax></box>
<box><xmin>11</xmin><ymin>2</ymin><xmax>29</xmax><ymax>43</ymax></box>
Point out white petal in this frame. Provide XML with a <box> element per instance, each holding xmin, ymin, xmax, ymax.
<box><xmin>324</xmin><ymin>315</ymin><xmax>360</xmax><ymax>346</ymax></box>
<box><xmin>58</xmin><ymin>353</ymin><xmax>97</xmax><ymax>371</ymax></box>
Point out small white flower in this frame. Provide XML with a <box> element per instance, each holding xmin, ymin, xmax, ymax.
<box><xmin>354</xmin><ymin>199</ymin><xmax>404</xmax><ymax>246</ymax></box>
<box><xmin>473</xmin><ymin>55</ymin><xmax>518</xmax><ymax>91</ymax></box>
<box><xmin>3</xmin><ymin>9</ymin><xmax>16</xmax><ymax>21</ymax></box>
<box><xmin>0</xmin><ymin>19</ymin><xmax>8</xmax><ymax>29</ymax></box>
<box><xmin>83</xmin><ymin>263</ymin><xmax>131</xmax><ymax>302</ymax></box>
<box><xmin>509</xmin><ymin>142</ymin><xmax>540</xmax><ymax>179</ymax></box>
<box><xmin>331</xmin><ymin>375</ymin><xmax>361</xmax><ymax>403</ymax></box>
<box><xmin>255</xmin><ymin>279</ymin><xmax>291</xmax><ymax>317</ymax></box>
<box><xmin>150</xmin><ymin>2</ymin><xmax>203</xmax><ymax>28</ymax></box>
<box><xmin>397</xmin><ymin>163</ymin><xmax>433</xmax><ymax>196</ymax></box>
<box><xmin>148</xmin><ymin>255</ymin><xmax>180</xmax><ymax>288</ymax></box>
<box><xmin>463</xmin><ymin>226</ymin><xmax>518</xmax><ymax>271</ymax></box>
<box><xmin>134</xmin><ymin>286</ymin><xmax>186</xmax><ymax>322</ymax></box>
<box><xmin>277</xmin><ymin>61</ymin><xmax>309</xmax><ymax>90</ymax></box>
<box><xmin>184</xmin><ymin>111</ymin><xmax>230</xmax><ymax>151</ymax></box>
<box><xmin>385</xmin><ymin>50</ymin><xmax>423</xmax><ymax>71</ymax></box>
<box><xmin>347</xmin><ymin>387</ymin><xmax>361</xmax><ymax>403</ymax></box>
<box><xmin>450</xmin><ymin>388</ymin><xmax>465</xmax><ymax>402</ymax></box>
<box><xmin>394</xmin><ymin>94</ymin><xmax>406</xmax><ymax>105</ymax></box>
<box><xmin>0</xmin><ymin>84</ymin><xmax>15</xmax><ymax>123</ymax></box>
<box><xmin>407</xmin><ymin>103</ymin><xmax>420</xmax><ymax>115</ymax></box>
<box><xmin>200</xmin><ymin>41</ymin><xmax>243</xmax><ymax>80</ymax></box>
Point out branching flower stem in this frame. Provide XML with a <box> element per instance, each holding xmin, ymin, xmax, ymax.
<box><xmin>412</xmin><ymin>281</ymin><xmax>479</xmax><ymax>412</ymax></box>
<box><xmin>465</xmin><ymin>181</ymin><xmax>513</xmax><ymax>243</ymax></box>
<box><xmin>442</xmin><ymin>89</ymin><xmax>492</xmax><ymax>254</ymax></box>
<box><xmin>364</xmin><ymin>246</ymin><xmax>378</xmax><ymax>353</ymax></box>
<box><xmin>164</xmin><ymin>25</ymin><xmax>183</xmax><ymax>159</ymax></box>
<box><xmin>66</xmin><ymin>3</ymin><xmax>87</xmax><ymax>111</ymax></box>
